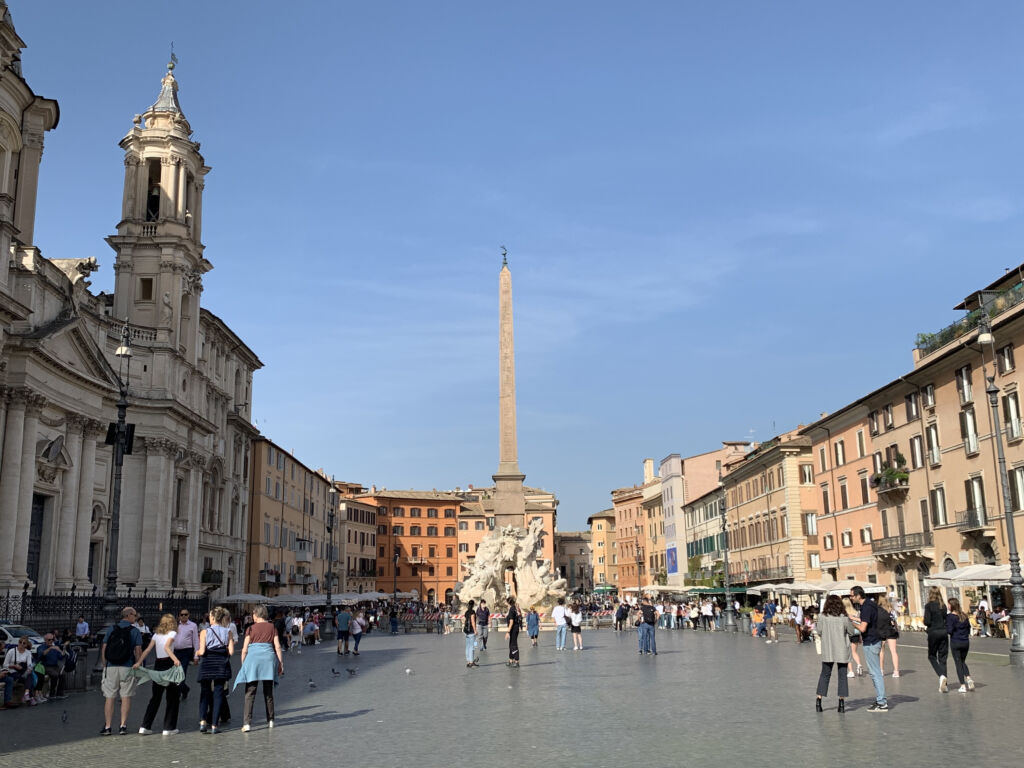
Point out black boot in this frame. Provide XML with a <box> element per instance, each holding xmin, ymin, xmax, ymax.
<box><xmin>815</xmin><ymin>697</ymin><xmax>823</xmax><ymax>713</ymax></box>
<box><xmin>837</xmin><ymin>699</ymin><xmax>846</xmax><ymax>714</ymax></box>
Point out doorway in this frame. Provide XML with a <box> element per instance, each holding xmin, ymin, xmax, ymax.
<box><xmin>27</xmin><ymin>494</ymin><xmax>46</xmax><ymax>585</ymax></box>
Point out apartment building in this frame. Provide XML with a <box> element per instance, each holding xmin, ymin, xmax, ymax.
<box><xmin>336</xmin><ymin>497</ymin><xmax>378</xmax><ymax>595</ymax></box>
<box><xmin>587</xmin><ymin>509</ymin><xmax>617</xmax><ymax>588</ymax></box>
<box><xmin>554</xmin><ymin>531</ymin><xmax>592</xmax><ymax>593</ymax></box>
<box><xmin>682</xmin><ymin>486</ymin><xmax>726</xmax><ymax>585</ymax></box>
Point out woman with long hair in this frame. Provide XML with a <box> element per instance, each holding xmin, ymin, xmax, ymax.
<box><xmin>133</xmin><ymin>613</ymin><xmax>182</xmax><ymax>734</ymax></box>
<box><xmin>877</xmin><ymin>595</ymin><xmax>901</xmax><ymax>677</ymax></box>
<box><xmin>841</xmin><ymin>597</ymin><xmax>863</xmax><ymax>677</ymax></box>
<box><xmin>196</xmin><ymin>606</ymin><xmax>234</xmax><ymax>733</ymax></box>
<box><xmin>234</xmin><ymin>604</ymin><xmax>284</xmax><ymax>731</ymax></box>
<box><xmin>569</xmin><ymin>602</ymin><xmax>584</xmax><ymax>650</ymax></box>
<box><xmin>923</xmin><ymin>586</ymin><xmax>948</xmax><ymax>691</ymax></box>
<box><xmin>526</xmin><ymin>606</ymin><xmax>540</xmax><ymax>647</ymax></box>
<box><xmin>946</xmin><ymin>597</ymin><xmax>975</xmax><ymax>694</ymax></box>
<box><xmin>463</xmin><ymin>600</ymin><xmax>478</xmax><ymax>668</ymax></box>
<box><xmin>505</xmin><ymin>596</ymin><xmax>521</xmax><ymax>667</ymax></box>
<box><xmin>815</xmin><ymin>595</ymin><xmax>856</xmax><ymax>713</ymax></box>
<box><xmin>350</xmin><ymin>610</ymin><xmax>367</xmax><ymax>656</ymax></box>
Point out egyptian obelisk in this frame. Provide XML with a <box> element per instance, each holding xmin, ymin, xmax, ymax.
<box><xmin>492</xmin><ymin>249</ymin><xmax>527</xmax><ymax>530</ymax></box>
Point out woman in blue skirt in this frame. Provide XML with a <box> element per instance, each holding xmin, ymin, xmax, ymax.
<box><xmin>233</xmin><ymin>605</ymin><xmax>284</xmax><ymax>732</ymax></box>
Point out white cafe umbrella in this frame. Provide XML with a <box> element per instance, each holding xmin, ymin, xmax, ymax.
<box><xmin>219</xmin><ymin>593</ymin><xmax>267</xmax><ymax>603</ymax></box>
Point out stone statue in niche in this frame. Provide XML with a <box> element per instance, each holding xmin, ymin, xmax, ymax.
<box><xmin>161</xmin><ymin>291</ymin><xmax>173</xmax><ymax>325</ymax></box>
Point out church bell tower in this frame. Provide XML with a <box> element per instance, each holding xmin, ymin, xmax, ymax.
<box><xmin>106</xmin><ymin>59</ymin><xmax>210</xmax><ymax>364</ymax></box>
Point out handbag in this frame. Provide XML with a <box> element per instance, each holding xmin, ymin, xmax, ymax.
<box><xmin>33</xmin><ymin>662</ymin><xmax>45</xmax><ymax>675</ymax></box>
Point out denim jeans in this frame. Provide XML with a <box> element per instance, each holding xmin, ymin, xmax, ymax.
<box><xmin>638</xmin><ymin>623</ymin><xmax>655</xmax><ymax>652</ymax></box>
<box><xmin>862</xmin><ymin>641</ymin><xmax>886</xmax><ymax>705</ymax></box>
<box><xmin>555</xmin><ymin>625</ymin><xmax>567</xmax><ymax>649</ymax></box>
<box><xmin>465</xmin><ymin>633</ymin><xmax>475</xmax><ymax>663</ymax></box>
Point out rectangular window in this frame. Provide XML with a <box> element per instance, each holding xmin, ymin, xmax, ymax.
<box><xmin>860</xmin><ymin>527</ymin><xmax>872</xmax><ymax>544</ymax></box>
<box><xmin>960</xmin><ymin>408</ymin><xmax>979</xmax><ymax>454</ymax></box>
<box><xmin>905</xmin><ymin>392</ymin><xmax>919</xmax><ymax>421</ymax></box>
<box><xmin>409</xmin><ymin>525</ymin><xmax>421</xmax><ymax>536</ymax></box>
<box><xmin>444</xmin><ymin>526</ymin><xmax>456</xmax><ymax>536</ymax></box>
<box><xmin>883</xmin><ymin>403</ymin><xmax>894</xmax><ymax>430</ymax></box>
<box><xmin>818</xmin><ymin>447</ymin><xmax>827</xmax><ymax>473</ymax></box>
<box><xmin>392</xmin><ymin>525</ymin><xmax>404</xmax><ymax>536</ymax></box>
<box><xmin>998</xmin><ymin>343</ymin><xmax>1015</xmax><ymax>375</ymax></box>
<box><xmin>920</xmin><ymin>498</ymin><xmax>930</xmax><ymax>533</ymax></box>
<box><xmin>265</xmin><ymin>477</ymin><xmax>271</xmax><ymax>495</ymax></box>
<box><xmin>869</xmin><ymin>410</ymin><xmax>879</xmax><ymax>436</ymax></box>
<box><xmin>926</xmin><ymin>424</ymin><xmax>941</xmax><ymax>465</ymax></box>
<box><xmin>929</xmin><ymin>487</ymin><xmax>947</xmax><ymax>526</ymax></box>
<box><xmin>446</xmin><ymin>547</ymin><xmax>453</xmax><ymax>557</ymax></box>
<box><xmin>458</xmin><ymin>521</ymin><xmax>468</xmax><ymax>530</ymax></box>
<box><xmin>446</xmin><ymin>567</ymin><xmax>453</xmax><ymax>576</ymax></box>
<box><xmin>809</xmin><ymin>552</ymin><xmax>821</xmax><ymax>569</ymax></box>
<box><xmin>860</xmin><ymin>476</ymin><xmax>870</xmax><ymax>505</ymax></box>
<box><xmin>841</xmin><ymin>530</ymin><xmax>853</xmax><ymax>547</ymax></box>
<box><xmin>800</xmin><ymin>464</ymin><xmax>814</xmax><ymax>484</ymax></box>
<box><xmin>820</xmin><ymin>485</ymin><xmax>830</xmax><ymax>515</ymax></box>
<box><xmin>1003</xmin><ymin>392</ymin><xmax>1022</xmax><ymax>440</ymax></box>
<box><xmin>923</xmin><ymin>383</ymin><xmax>936</xmax><ymax>407</ymax></box>
<box><xmin>964</xmin><ymin>477</ymin><xmax>987</xmax><ymax>520</ymax></box>
<box><xmin>804</xmin><ymin>512</ymin><xmax>818</xmax><ymax>535</ymax></box>
<box><xmin>834</xmin><ymin>440</ymin><xmax>846</xmax><ymax>467</ymax></box>
<box><xmin>444</xmin><ymin>508</ymin><xmax>456</xmax><ymax>518</ymax></box>
<box><xmin>1010</xmin><ymin>467</ymin><xmax>1024</xmax><ymax>512</ymax></box>
<box><xmin>458</xmin><ymin>543</ymin><xmax>468</xmax><ymax>553</ymax></box>
<box><xmin>474</xmin><ymin>521</ymin><xmax>485</xmax><ymax>530</ymax></box>
<box><xmin>856</xmin><ymin>430</ymin><xmax>866</xmax><ymax>458</ymax></box>
<box><xmin>956</xmin><ymin>364</ymin><xmax>973</xmax><ymax>404</ymax></box>
<box><xmin>138</xmin><ymin>277</ymin><xmax>154</xmax><ymax>302</ymax></box>
<box><xmin>909</xmin><ymin>435</ymin><xmax>923</xmax><ymax>469</ymax></box>
<box><xmin>427</xmin><ymin>526</ymin><xmax>438</xmax><ymax>536</ymax></box>
<box><xmin>410</xmin><ymin>508</ymin><xmax>421</xmax><ymax>517</ymax></box>
<box><xmin>823</xmin><ymin>534</ymin><xmax>834</xmax><ymax>550</ymax></box>
<box><xmin>274</xmin><ymin>481</ymin><xmax>280</xmax><ymax>499</ymax></box>
<box><xmin>427</xmin><ymin>508</ymin><xmax>438</xmax><ymax>518</ymax></box>
<box><xmin>839</xmin><ymin>483</ymin><xmax>849</xmax><ymax>510</ymax></box>
<box><xmin>392</xmin><ymin>507</ymin><xmax>404</xmax><ymax>517</ymax></box>
<box><xmin>873</xmin><ymin>451</ymin><xmax>883</xmax><ymax>474</ymax></box>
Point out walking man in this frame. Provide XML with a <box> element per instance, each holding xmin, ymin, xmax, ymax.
<box><xmin>99</xmin><ymin>606</ymin><xmax>143</xmax><ymax>735</ymax></box>
<box><xmin>638</xmin><ymin>597</ymin><xmax>658</xmax><ymax>655</ymax></box>
<box><xmin>475</xmin><ymin>599</ymin><xmax>491</xmax><ymax>650</ymax></box>
<box><xmin>172</xmin><ymin>608</ymin><xmax>199</xmax><ymax>701</ymax></box>
<box><xmin>850</xmin><ymin>586</ymin><xmax>887</xmax><ymax>712</ymax></box>
<box><xmin>335</xmin><ymin>605</ymin><xmax>352</xmax><ymax>655</ymax></box>
<box><xmin>763</xmin><ymin>598</ymin><xmax>778</xmax><ymax>643</ymax></box>
<box><xmin>552</xmin><ymin>597</ymin><xmax>568</xmax><ymax>651</ymax></box>
<box><xmin>790</xmin><ymin>602</ymin><xmax>805</xmax><ymax>642</ymax></box>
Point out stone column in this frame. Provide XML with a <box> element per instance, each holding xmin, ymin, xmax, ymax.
<box><xmin>193</xmin><ymin>180</ymin><xmax>204</xmax><ymax>244</ymax></box>
<box><xmin>53</xmin><ymin>414</ymin><xmax>85</xmax><ymax>589</ymax></box>
<box><xmin>156</xmin><ymin>442</ymin><xmax>178</xmax><ymax>588</ymax></box>
<box><xmin>0</xmin><ymin>389</ymin><xmax>8</xmax><ymax>470</ymax></box>
<box><xmin>122</xmin><ymin>155</ymin><xmax>138</xmax><ymax>220</ymax></box>
<box><xmin>137</xmin><ymin>438</ymin><xmax>164</xmax><ymax>588</ymax></box>
<box><xmin>0</xmin><ymin>389</ymin><xmax>27</xmax><ymax>583</ymax></box>
<box><xmin>159</xmin><ymin>156</ymin><xmax>174</xmax><ymax>219</ymax></box>
<box><xmin>137</xmin><ymin>158</ymin><xmax>150</xmax><ymax>218</ymax></box>
<box><xmin>73</xmin><ymin>421</ymin><xmax>102</xmax><ymax>586</ymax></box>
<box><xmin>176</xmin><ymin>160</ymin><xmax>186</xmax><ymax>220</ymax></box>
<box><xmin>12</xmin><ymin>394</ymin><xmax>46</xmax><ymax>583</ymax></box>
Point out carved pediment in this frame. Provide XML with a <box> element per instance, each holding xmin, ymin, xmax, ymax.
<box><xmin>32</xmin><ymin>318</ymin><xmax>121</xmax><ymax>389</ymax></box>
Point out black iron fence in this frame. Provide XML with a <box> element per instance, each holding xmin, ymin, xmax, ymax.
<box><xmin>0</xmin><ymin>586</ymin><xmax>210</xmax><ymax>637</ymax></box>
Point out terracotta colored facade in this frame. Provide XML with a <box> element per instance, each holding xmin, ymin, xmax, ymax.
<box><xmin>587</xmin><ymin>509</ymin><xmax>617</xmax><ymax>587</ymax></box>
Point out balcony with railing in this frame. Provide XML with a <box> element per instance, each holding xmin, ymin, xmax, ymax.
<box><xmin>928</xmin><ymin>448</ymin><xmax>941</xmax><ymax>466</ymax></box>
<box><xmin>955</xmin><ymin>507</ymin><xmax>994</xmax><ymax>532</ymax></box>
<box><xmin>871</xmin><ymin>531</ymin><xmax>934</xmax><ymax>556</ymax></box>
<box><xmin>1007</xmin><ymin>419</ymin><xmax>1023</xmax><ymax>442</ymax></box>
<box><xmin>915</xmin><ymin>279</ymin><xmax>1024</xmax><ymax>360</ymax></box>
<box><xmin>201</xmin><ymin>569</ymin><xmax>223</xmax><ymax>585</ymax></box>
<box><xmin>964</xmin><ymin>434</ymin><xmax>980</xmax><ymax>455</ymax></box>
<box><xmin>748</xmin><ymin>566</ymin><xmax>793</xmax><ymax>581</ymax></box>
<box><xmin>295</xmin><ymin>538</ymin><xmax>312</xmax><ymax>563</ymax></box>
<box><xmin>258</xmin><ymin>569</ymin><xmax>279</xmax><ymax>584</ymax></box>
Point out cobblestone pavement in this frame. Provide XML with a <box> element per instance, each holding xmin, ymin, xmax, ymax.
<box><xmin>1</xmin><ymin>628</ymin><xmax>1021</xmax><ymax>767</ymax></box>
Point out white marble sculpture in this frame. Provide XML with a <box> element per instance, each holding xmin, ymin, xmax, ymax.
<box><xmin>456</xmin><ymin>517</ymin><xmax>567</xmax><ymax>611</ymax></box>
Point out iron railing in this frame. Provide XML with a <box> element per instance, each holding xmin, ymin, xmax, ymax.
<box><xmin>956</xmin><ymin>507</ymin><xmax>994</xmax><ymax>531</ymax></box>
<box><xmin>871</xmin><ymin>532</ymin><xmax>934</xmax><ymax>555</ymax></box>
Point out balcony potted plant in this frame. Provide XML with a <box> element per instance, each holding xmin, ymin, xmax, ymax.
<box><xmin>869</xmin><ymin>454</ymin><xmax>909</xmax><ymax>491</ymax></box>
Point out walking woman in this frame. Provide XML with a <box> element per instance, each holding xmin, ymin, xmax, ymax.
<box><xmin>569</xmin><ymin>602</ymin><xmax>584</xmax><ymax>650</ymax></box>
<box><xmin>946</xmin><ymin>598</ymin><xmax>975</xmax><ymax>694</ymax></box>
<box><xmin>463</xmin><ymin>600</ymin><xmax>479</xmax><ymax>668</ymax></box>
<box><xmin>841</xmin><ymin>597</ymin><xmax>863</xmax><ymax>677</ymax></box>
<box><xmin>877</xmin><ymin>595</ymin><xmax>901</xmax><ymax>677</ymax></box>
<box><xmin>924</xmin><ymin>586</ymin><xmax>949</xmax><ymax>692</ymax></box>
<box><xmin>505</xmin><ymin>596</ymin><xmax>521</xmax><ymax>667</ymax></box>
<box><xmin>815</xmin><ymin>595</ymin><xmax>856</xmax><ymax>713</ymax></box>
<box><xmin>196</xmin><ymin>606</ymin><xmax>234</xmax><ymax>734</ymax></box>
<box><xmin>350</xmin><ymin>610</ymin><xmax>367</xmax><ymax>656</ymax></box>
<box><xmin>233</xmin><ymin>604</ymin><xmax>284</xmax><ymax>732</ymax></box>
<box><xmin>134</xmin><ymin>613</ymin><xmax>182</xmax><ymax>734</ymax></box>
<box><xmin>526</xmin><ymin>607</ymin><xmax>540</xmax><ymax>647</ymax></box>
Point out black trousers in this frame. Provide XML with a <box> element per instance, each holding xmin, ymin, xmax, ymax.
<box><xmin>815</xmin><ymin>662</ymin><xmax>849</xmax><ymax>698</ymax></box>
<box><xmin>141</xmin><ymin>658</ymin><xmax>179</xmax><ymax>731</ymax></box>
<box><xmin>950</xmin><ymin>642</ymin><xmax>970</xmax><ymax>684</ymax></box>
<box><xmin>243</xmin><ymin>680</ymin><xmax>275</xmax><ymax>724</ymax></box>
<box><xmin>927</xmin><ymin>633</ymin><xmax>948</xmax><ymax>678</ymax></box>
<box><xmin>508</xmin><ymin>629</ymin><xmax>519</xmax><ymax>661</ymax></box>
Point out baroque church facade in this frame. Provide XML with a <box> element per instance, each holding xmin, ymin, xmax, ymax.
<box><xmin>0</xmin><ymin>3</ymin><xmax>261</xmax><ymax>597</ymax></box>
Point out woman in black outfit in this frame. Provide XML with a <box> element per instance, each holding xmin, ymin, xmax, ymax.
<box><xmin>196</xmin><ymin>606</ymin><xmax>235</xmax><ymax>734</ymax></box>
<box><xmin>946</xmin><ymin>597</ymin><xmax>975</xmax><ymax>694</ymax></box>
<box><xmin>923</xmin><ymin>586</ymin><xmax>949</xmax><ymax>692</ymax></box>
<box><xmin>505</xmin><ymin>596</ymin><xmax>521</xmax><ymax>668</ymax></box>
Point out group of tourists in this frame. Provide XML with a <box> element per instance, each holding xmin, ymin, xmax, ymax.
<box><xmin>88</xmin><ymin>604</ymin><xmax>284</xmax><ymax>736</ymax></box>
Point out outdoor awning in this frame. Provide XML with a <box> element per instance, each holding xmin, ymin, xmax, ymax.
<box><xmin>923</xmin><ymin>564</ymin><xmax>1010</xmax><ymax>587</ymax></box>
<box><xmin>220</xmin><ymin>593</ymin><xmax>267</xmax><ymax>603</ymax></box>
<box><xmin>686</xmin><ymin>587</ymin><xmax>747</xmax><ymax>595</ymax></box>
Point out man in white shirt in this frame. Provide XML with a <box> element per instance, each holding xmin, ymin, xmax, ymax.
<box><xmin>551</xmin><ymin>598</ymin><xmax>568</xmax><ymax>651</ymax></box>
<box><xmin>790</xmin><ymin>602</ymin><xmax>805</xmax><ymax>642</ymax></box>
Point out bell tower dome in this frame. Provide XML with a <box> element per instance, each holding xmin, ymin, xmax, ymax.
<box><xmin>106</xmin><ymin>60</ymin><xmax>211</xmax><ymax>363</ymax></box>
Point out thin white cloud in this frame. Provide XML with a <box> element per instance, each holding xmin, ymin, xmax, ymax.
<box><xmin>875</xmin><ymin>98</ymin><xmax>987</xmax><ymax>144</ymax></box>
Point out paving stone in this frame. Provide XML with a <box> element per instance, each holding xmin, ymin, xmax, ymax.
<box><xmin>1</xmin><ymin>629</ymin><xmax>1019</xmax><ymax>767</ymax></box>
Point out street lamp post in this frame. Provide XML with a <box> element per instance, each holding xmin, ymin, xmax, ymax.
<box><xmin>393</xmin><ymin>549</ymin><xmax>399</xmax><ymax>604</ymax></box>
<box><xmin>327</xmin><ymin>480</ymin><xmax>337</xmax><ymax>611</ymax></box>
<box><xmin>634</xmin><ymin>534</ymin><xmax>644</xmax><ymax>604</ymax></box>
<box><xmin>720</xmin><ymin>478</ymin><xmax>738</xmax><ymax>632</ymax></box>
<box><xmin>102</xmin><ymin>322</ymin><xmax>135</xmax><ymax>627</ymax></box>
<box><xmin>977</xmin><ymin>315</ymin><xmax>1024</xmax><ymax>666</ymax></box>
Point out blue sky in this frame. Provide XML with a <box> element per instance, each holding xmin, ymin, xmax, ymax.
<box><xmin>14</xmin><ymin>3</ymin><xmax>1024</xmax><ymax>531</ymax></box>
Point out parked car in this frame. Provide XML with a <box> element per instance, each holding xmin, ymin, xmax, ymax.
<box><xmin>0</xmin><ymin>624</ymin><xmax>45</xmax><ymax>653</ymax></box>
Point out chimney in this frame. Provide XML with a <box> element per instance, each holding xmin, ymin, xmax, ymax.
<box><xmin>643</xmin><ymin>458</ymin><xmax>655</xmax><ymax>483</ymax></box>
<box><xmin>370</xmin><ymin>484</ymin><xmax>377</xmax><ymax>494</ymax></box>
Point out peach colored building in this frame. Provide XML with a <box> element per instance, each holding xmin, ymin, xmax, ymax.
<box><xmin>723</xmin><ymin>431</ymin><xmax>822</xmax><ymax>588</ymax></box>
<box><xmin>587</xmin><ymin>509</ymin><xmax>617</xmax><ymax>589</ymax></box>
<box><xmin>611</xmin><ymin>485</ymin><xmax>645</xmax><ymax>593</ymax></box>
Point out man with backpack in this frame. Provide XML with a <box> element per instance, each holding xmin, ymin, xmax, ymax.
<box><xmin>99</xmin><ymin>606</ymin><xmax>143</xmax><ymax>735</ymax></box>
<box><xmin>850</xmin><ymin>587</ymin><xmax>888</xmax><ymax>712</ymax></box>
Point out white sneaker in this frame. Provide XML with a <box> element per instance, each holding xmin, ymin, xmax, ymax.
<box><xmin>267</xmin><ymin>720</ymin><xmax>274</xmax><ymax>729</ymax></box>
<box><xmin>939</xmin><ymin>675</ymin><xmax>948</xmax><ymax>693</ymax></box>
<box><xmin>892</xmin><ymin>671</ymin><xmax>900</xmax><ymax>678</ymax></box>
<box><xmin>958</xmin><ymin>684</ymin><xmax>967</xmax><ymax>693</ymax></box>
<box><xmin>966</xmin><ymin>677</ymin><xmax>975</xmax><ymax>691</ymax></box>
<box><xmin>847</xmin><ymin>670</ymin><xmax>855</xmax><ymax>678</ymax></box>
<box><xmin>766</xmin><ymin>639</ymin><xmax>772</xmax><ymax>644</ymax></box>
<box><xmin>138</xmin><ymin>728</ymin><xmax>153</xmax><ymax>735</ymax></box>
<box><xmin>161</xmin><ymin>729</ymin><xmax>178</xmax><ymax>736</ymax></box>
<box><xmin>240</xmin><ymin>724</ymin><xmax>251</xmax><ymax>733</ymax></box>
